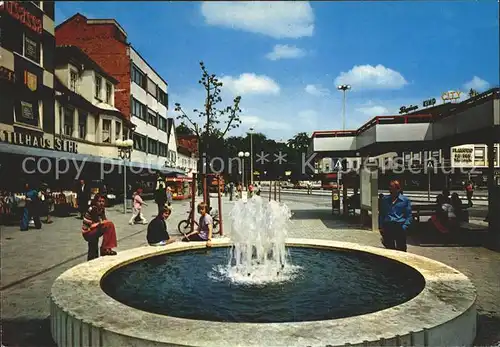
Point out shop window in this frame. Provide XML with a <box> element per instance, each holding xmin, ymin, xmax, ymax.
<box><xmin>148</xmin><ymin>110</ymin><xmax>157</xmax><ymax>127</ymax></box>
<box><xmin>95</xmin><ymin>75</ymin><xmax>102</xmax><ymax>100</ymax></box>
<box><xmin>78</xmin><ymin>111</ymin><xmax>87</xmax><ymax>139</ymax></box>
<box><xmin>133</xmin><ymin>134</ymin><xmax>146</xmax><ymax>152</ymax></box>
<box><xmin>148</xmin><ymin>138</ymin><xmax>158</xmax><ymax>155</ymax></box>
<box><xmin>70</xmin><ymin>69</ymin><xmax>78</xmax><ymax>92</ymax></box>
<box><xmin>159</xmin><ymin>142</ymin><xmax>167</xmax><ymax>157</ymax></box>
<box><xmin>158</xmin><ymin>116</ymin><xmax>167</xmax><ymax>132</ymax></box>
<box><xmin>24</xmin><ymin>34</ymin><xmax>40</xmax><ymax>63</ymax></box>
<box><xmin>105</xmin><ymin>82</ymin><xmax>112</xmax><ymax>104</ymax></box>
<box><xmin>115</xmin><ymin>122</ymin><xmax>121</xmax><ymax>141</ymax></box>
<box><xmin>102</xmin><ymin>119</ymin><xmax>111</xmax><ymax>143</ymax></box>
<box><xmin>131</xmin><ymin>64</ymin><xmax>145</xmax><ymax>88</ymax></box>
<box><xmin>63</xmin><ymin>107</ymin><xmax>74</xmax><ymax>136</ymax></box>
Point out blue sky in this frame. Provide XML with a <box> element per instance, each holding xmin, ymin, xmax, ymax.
<box><xmin>56</xmin><ymin>1</ymin><xmax>499</xmax><ymax>140</ymax></box>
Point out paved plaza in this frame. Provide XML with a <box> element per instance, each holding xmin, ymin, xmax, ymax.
<box><xmin>1</xmin><ymin>196</ymin><xmax>499</xmax><ymax>346</ymax></box>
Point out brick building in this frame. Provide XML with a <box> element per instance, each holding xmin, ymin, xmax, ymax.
<box><xmin>55</xmin><ymin>13</ymin><xmax>176</xmax><ymax>171</ymax></box>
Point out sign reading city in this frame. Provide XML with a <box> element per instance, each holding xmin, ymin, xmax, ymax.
<box><xmin>441</xmin><ymin>90</ymin><xmax>462</xmax><ymax>102</ymax></box>
<box><xmin>399</xmin><ymin>105</ymin><xmax>418</xmax><ymax>114</ymax></box>
<box><xmin>423</xmin><ymin>98</ymin><xmax>436</xmax><ymax>107</ymax></box>
<box><xmin>2</xmin><ymin>1</ymin><xmax>43</xmax><ymax>34</ymax></box>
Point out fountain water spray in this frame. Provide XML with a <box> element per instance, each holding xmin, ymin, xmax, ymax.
<box><xmin>214</xmin><ymin>196</ymin><xmax>300</xmax><ymax>285</ymax></box>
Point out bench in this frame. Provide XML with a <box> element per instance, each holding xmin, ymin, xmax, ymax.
<box><xmin>412</xmin><ymin>204</ymin><xmax>469</xmax><ymax>223</ymax></box>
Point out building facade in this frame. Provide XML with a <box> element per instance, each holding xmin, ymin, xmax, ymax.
<box><xmin>0</xmin><ymin>1</ymin><xmax>55</xmax><ymax>150</ymax></box>
<box><xmin>55</xmin><ymin>13</ymin><xmax>176</xmax><ymax>171</ymax></box>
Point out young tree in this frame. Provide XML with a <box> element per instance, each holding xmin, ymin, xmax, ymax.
<box><xmin>174</xmin><ymin>61</ymin><xmax>242</xmax><ymax>158</ymax></box>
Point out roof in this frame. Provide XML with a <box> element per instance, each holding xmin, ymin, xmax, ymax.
<box><xmin>55</xmin><ymin>45</ymin><xmax>119</xmax><ymax>85</ymax></box>
<box><xmin>55</xmin><ymin>13</ymin><xmax>127</xmax><ymax>40</ymax></box>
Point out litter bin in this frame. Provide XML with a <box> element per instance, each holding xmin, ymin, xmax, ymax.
<box><xmin>332</xmin><ymin>189</ymin><xmax>340</xmax><ymax>214</ymax></box>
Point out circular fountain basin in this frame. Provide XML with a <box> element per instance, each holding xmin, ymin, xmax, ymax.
<box><xmin>50</xmin><ymin>239</ymin><xmax>477</xmax><ymax>347</ymax></box>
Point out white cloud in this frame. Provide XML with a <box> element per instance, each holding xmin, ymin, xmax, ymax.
<box><xmin>266</xmin><ymin>44</ymin><xmax>306</xmax><ymax>61</ymax></box>
<box><xmin>221</xmin><ymin>73</ymin><xmax>280</xmax><ymax>95</ymax></box>
<box><xmin>463</xmin><ymin>76</ymin><xmax>489</xmax><ymax>91</ymax></box>
<box><xmin>334</xmin><ymin>64</ymin><xmax>408</xmax><ymax>90</ymax></box>
<box><xmin>356</xmin><ymin>105</ymin><xmax>389</xmax><ymax>117</ymax></box>
<box><xmin>240</xmin><ymin>115</ymin><xmax>292</xmax><ymax>131</ymax></box>
<box><xmin>305</xmin><ymin>84</ymin><xmax>330</xmax><ymax>96</ymax></box>
<box><xmin>200</xmin><ymin>2</ymin><xmax>314</xmax><ymax>39</ymax></box>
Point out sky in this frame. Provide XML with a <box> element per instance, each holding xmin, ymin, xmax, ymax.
<box><xmin>55</xmin><ymin>1</ymin><xmax>499</xmax><ymax>141</ymax></box>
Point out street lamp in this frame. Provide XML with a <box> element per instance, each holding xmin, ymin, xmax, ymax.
<box><xmin>238</xmin><ymin>151</ymin><xmax>250</xmax><ymax>188</ymax></box>
<box><xmin>337</xmin><ymin>84</ymin><xmax>351</xmax><ymax>131</ymax></box>
<box><xmin>117</xmin><ymin>139</ymin><xmax>134</xmax><ymax>214</ymax></box>
<box><xmin>248</xmin><ymin>127</ymin><xmax>255</xmax><ymax>185</ymax></box>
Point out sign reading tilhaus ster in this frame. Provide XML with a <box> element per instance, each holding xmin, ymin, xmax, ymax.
<box><xmin>1</xmin><ymin>1</ymin><xmax>43</xmax><ymax>34</ymax></box>
<box><xmin>0</xmin><ymin>130</ymin><xmax>78</xmax><ymax>154</ymax></box>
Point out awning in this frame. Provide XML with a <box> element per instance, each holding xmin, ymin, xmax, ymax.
<box><xmin>0</xmin><ymin>143</ymin><xmax>182</xmax><ymax>173</ymax></box>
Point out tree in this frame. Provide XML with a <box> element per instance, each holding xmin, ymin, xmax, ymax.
<box><xmin>287</xmin><ymin>132</ymin><xmax>310</xmax><ymax>152</ymax></box>
<box><xmin>174</xmin><ymin>61</ymin><xmax>242</xmax><ymax>152</ymax></box>
<box><xmin>176</xmin><ymin>122</ymin><xmax>194</xmax><ymax>136</ymax></box>
<box><xmin>468</xmin><ymin>88</ymin><xmax>479</xmax><ymax>98</ymax></box>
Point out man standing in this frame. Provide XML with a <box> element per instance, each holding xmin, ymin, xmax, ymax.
<box><xmin>379</xmin><ymin>180</ymin><xmax>412</xmax><ymax>252</ymax></box>
<box><xmin>20</xmin><ymin>183</ymin><xmax>42</xmax><ymax>231</ymax></box>
<box><xmin>154</xmin><ymin>183</ymin><xmax>167</xmax><ymax>214</ymax></box>
<box><xmin>465</xmin><ymin>181</ymin><xmax>474</xmax><ymax>207</ymax></box>
<box><xmin>77</xmin><ymin>180</ymin><xmax>91</xmax><ymax>219</ymax></box>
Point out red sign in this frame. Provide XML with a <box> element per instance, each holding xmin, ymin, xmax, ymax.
<box><xmin>3</xmin><ymin>1</ymin><xmax>42</xmax><ymax>34</ymax></box>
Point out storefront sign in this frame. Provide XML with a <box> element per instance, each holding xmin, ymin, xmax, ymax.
<box><xmin>3</xmin><ymin>1</ymin><xmax>43</xmax><ymax>34</ymax></box>
<box><xmin>399</xmin><ymin>105</ymin><xmax>418</xmax><ymax>114</ymax></box>
<box><xmin>0</xmin><ymin>66</ymin><xmax>15</xmax><ymax>83</ymax></box>
<box><xmin>442</xmin><ymin>90</ymin><xmax>462</xmax><ymax>102</ymax></box>
<box><xmin>0</xmin><ymin>130</ymin><xmax>50</xmax><ymax>149</ymax></box>
<box><xmin>54</xmin><ymin>138</ymin><xmax>78</xmax><ymax>154</ymax></box>
<box><xmin>451</xmin><ymin>146</ymin><xmax>473</xmax><ymax>166</ymax></box>
<box><xmin>24</xmin><ymin>71</ymin><xmax>37</xmax><ymax>91</ymax></box>
<box><xmin>0</xmin><ymin>130</ymin><xmax>79</xmax><ymax>154</ymax></box>
<box><xmin>423</xmin><ymin>98</ymin><xmax>436</xmax><ymax>107</ymax></box>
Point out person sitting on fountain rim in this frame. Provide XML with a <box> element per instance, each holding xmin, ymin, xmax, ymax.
<box><xmin>182</xmin><ymin>202</ymin><xmax>212</xmax><ymax>247</ymax></box>
<box><xmin>378</xmin><ymin>180</ymin><xmax>412</xmax><ymax>252</ymax></box>
<box><xmin>147</xmin><ymin>205</ymin><xmax>177</xmax><ymax>246</ymax></box>
<box><xmin>82</xmin><ymin>194</ymin><xmax>118</xmax><ymax>258</ymax></box>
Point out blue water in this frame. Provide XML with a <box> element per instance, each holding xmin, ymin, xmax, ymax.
<box><xmin>102</xmin><ymin>247</ymin><xmax>424</xmax><ymax>323</ymax></box>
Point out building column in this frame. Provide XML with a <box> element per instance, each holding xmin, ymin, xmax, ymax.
<box><xmin>486</xmin><ymin>140</ymin><xmax>499</xmax><ymax>250</ymax></box>
<box><xmin>73</xmin><ymin>109</ymin><xmax>79</xmax><ymax>138</ymax></box>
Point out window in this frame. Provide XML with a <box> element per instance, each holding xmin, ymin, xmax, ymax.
<box><xmin>474</xmin><ymin>147</ymin><xmax>485</xmax><ymax>166</ymax></box>
<box><xmin>158</xmin><ymin>116</ymin><xmax>167</xmax><ymax>132</ymax></box>
<box><xmin>147</xmin><ymin>77</ymin><xmax>156</xmax><ymax>96</ymax></box>
<box><xmin>157</xmin><ymin>87</ymin><xmax>168</xmax><ymax>108</ymax></box>
<box><xmin>95</xmin><ymin>75</ymin><xmax>102</xmax><ymax>99</ymax></box>
<box><xmin>17</xmin><ymin>99</ymin><xmax>40</xmax><ymax>127</ymax></box>
<box><xmin>115</xmin><ymin>121</ymin><xmax>121</xmax><ymax>141</ymax></box>
<box><xmin>148</xmin><ymin>110</ymin><xmax>157</xmax><ymax>127</ymax></box>
<box><xmin>131</xmin><ymin>98</ymin><xmax>146</xmax><ymax>120</ymax></box>
<box><xmin>78</xmin><ymin>111</ymin><xmax>87</xmax><ymax>139</ymax></box>
<box><xmin>148</xmin><ymin>138</ymin><xmax>158</xmax><ymax>155</ymax></box>
<box><xmin>70</xmin><ymin>69</ymin><xmax>78</xmax><ymax>92</ymax></box>
<box><xmin>159</xmin><ymin>142</ymin><xmax>168</xmax><ymax>157</ymax></box>
<box><xmin>102</xmin><ymin>119</ymin><xmax>111</xmax><ymax>143</ymax></box>
<box><xmin>105</xmin><ymin>82</ymin><xmax>112</xmax><ymax>104</ymax></box>
<box><xmin>131</xmin><ymin>64</ymin><xmax>145</xmax><ymax>88</ymax></box>
<box><xmin>24</xmin><ymin>35</ymin><xmax>40</xmax><ymax>63</ymax></box>
<box><xmin>133</xmin><ymin>133</ymin><xmax>146</xmax><ymax>151</ymax></box>
<box><xmin>63</xmin><ymin>107</ymin><xmax>74</xmax><ymax>136</ymax></box>
<box><xmin>123</xmin><ymin>128</ymin><xmax>129</xmax><ymax>141</ymax></box>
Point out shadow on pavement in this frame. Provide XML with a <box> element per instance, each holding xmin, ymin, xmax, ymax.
<box><xmin>407</xmin><ymin>225</ymin><xmax>489</xmax><ymax>248</ymax></box>
<box><xmin>1</xmin><ymin>318</ymin><xmax>56</xmax><ymax>347</ymax></box>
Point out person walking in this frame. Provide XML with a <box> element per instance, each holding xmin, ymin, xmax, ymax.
<box><xmin>166</xmin><ymin>186</ymin><xmax>173</xmax><ymax>207</ymax></box>
<box><xmin>20</xmin><ymin>183</ymin><xmax>42</xmax><ymax>231</ymax></box>
<box><xmin>77</xmin><ymin>180</ymin><xmax>91</xmax><ymax>219</ymax></box>
<box><xmin>154</xmin><ymin>183</ymin><xmax>167</xmax><ymax>215</ymax></box>
<box><xmin>229</xmin><ymin>182</ymin><xmax>234</xmax><ymax>201</ymax></box>
<box><xmin>465</xmin><ymin>181</ymin><xmax>474</xmax><ymax>207</ymax></box>
<box><xmin>40</xmin><ymin>182</ymin><xmax>54</xmax><ymax>224</ymax></box>
<box><xmin>379</xmin><ymin>180</ymin><xmax>412</xmax><ymax>252</ymax></box>
<box><xmin>129</xmin><ymin>188</ymin><xmax>148</xmax><ymax>225</ymax></box>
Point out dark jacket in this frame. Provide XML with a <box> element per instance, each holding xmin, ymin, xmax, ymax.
<box><xmin>147</xmin><ymin>216</ymin><xmax>170</xmax><ymax>244</ymax></box>
<box><xmin>154</xmin><ymin>188</ymin><xmax>167</xmax><ymax>204</ymax></box>
<box><xmin>77</xmin><ymin>184</ymin><xmax>91</xmax><ymax>205</ymax></box>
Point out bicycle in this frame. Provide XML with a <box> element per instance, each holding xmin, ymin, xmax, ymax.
<box><xmin>177</xmin><ymin>208</ymin><xmax>220</xmax><ymax>235</ymax></box>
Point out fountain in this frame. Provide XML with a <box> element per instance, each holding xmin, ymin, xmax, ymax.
<box><xmin>50</xmin><ymin>196</ymin><xmax>478</xmax><ymax>346</ymax></box>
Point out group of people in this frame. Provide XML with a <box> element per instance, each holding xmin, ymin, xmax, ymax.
<box><xmin>428</xmin><ymin>189</ymin><xmax>467</xmax><ymax>234</ymax></box>
<box><xmin>224</xmin><ymin>182</ymin><xmax>261</xmax><ymax>200</ymax></box>
<box><xmin>11</xmin><ymin>183</ymin><xmax>55</xmax><ymax>231</ymax></box>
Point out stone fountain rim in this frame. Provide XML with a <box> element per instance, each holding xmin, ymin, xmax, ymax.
<box><xmin>50</xmin><ymin>238</ymin><xmax>477</xmax><ymax>347</ymax></box>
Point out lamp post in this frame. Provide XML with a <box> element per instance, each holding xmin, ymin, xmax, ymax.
<box><xmin>238</xmin><ymin>151</ymin><xmax>250</xmax><ymax>188</ymax></box>
<box><xmin>117</xmin><ymin>139</ymin><xmax>134</xmax><ymax>214</ymax></box>
<box><xmin>337</xmin><ymin>84</ymin><xmax>351</xmax><ymax>131</ymax></box>
<box><xmin>249</xmin><ymin>127</ymin><xmax>255</xmax><ymax>185</ymax></box>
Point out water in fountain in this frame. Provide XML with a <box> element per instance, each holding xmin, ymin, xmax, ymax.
<box><xmin>213</xmin><ymin>195</ymin><xmax>301</xmax><ymax>285</ymax></box>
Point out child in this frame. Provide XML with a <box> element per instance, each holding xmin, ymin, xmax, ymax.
<box><xmin>147</xmin><ymin>205</ymin><xmax>176</xmax><ymax>246</ymax></box>
<box><xmin>182</xmin><ymin>202</ymin><xmax>212</xmax><ymax>247</ymax></box>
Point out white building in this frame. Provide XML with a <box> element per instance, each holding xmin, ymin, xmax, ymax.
<box><xmin>129</xmin><ymin>47</ymin><xmax>173</xmax><ymax>167</ymax></box>
<box><xmin>54</xmin><ymin>45</ymin><xmax>132</xmax><ymax>158</ymax></box>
